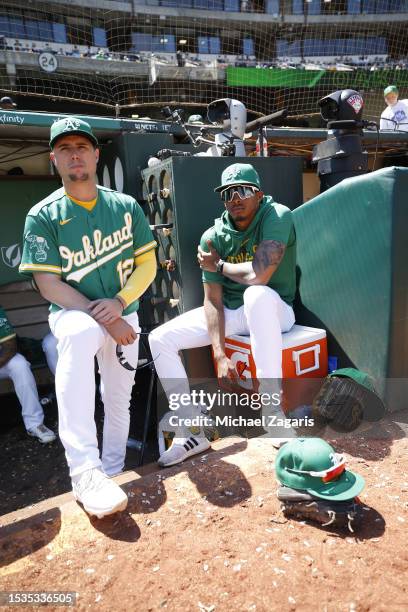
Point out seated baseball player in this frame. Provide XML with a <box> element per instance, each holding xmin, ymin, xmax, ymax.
<box><xmin>19</xmin><ymin>117</ymin><xmax>157</xmax><ymax>519</ymax></box>
<box><xmin>149</xmin><ymin>163</ymin><xmax>297</xmax><ymax>467</ymax></box>
<box><xmin>0</xmin><ymin>306</ymin><xmax>56</xmax><ymax>443</ymax></box>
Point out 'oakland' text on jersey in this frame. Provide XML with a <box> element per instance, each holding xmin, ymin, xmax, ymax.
<box><xmin>19</xmin><ymin>185</ymin><xmax>156</xmax><ymax>315</ymax></box>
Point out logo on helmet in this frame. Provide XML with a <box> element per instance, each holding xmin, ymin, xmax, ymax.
<box><xmin>224</xmin><ymin>168</ymin><xmax>242</xmax><ymax>182</ymax></box>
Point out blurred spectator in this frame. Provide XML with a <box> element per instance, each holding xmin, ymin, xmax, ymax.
<box><xmin>94</xmin><ymin>48</ymin><xmax>106</xmax><ymax>60</ymax></box>
<box><xmin>44</xmin><ymin>42</ymin><xmax>57</xmax><ymax>55</ymax></box>
<box><xmin>0</xmin><ymin>36</ymin><xmax>6</xmax><ymax>51</ymax></box>
<box><xmin>176</xmin><ymin>49</ymin><xmax>185</xmax><ymax>67</ymax></box>
<box><xmin>0</xmin><ymin>96</ymin><xmax>17</xmax><ymax>110</ymax></box>
<box><xmin>380</xmin><ymin>85</ymin><xmax>408</xmax><ymax>132</ymax></box>
<box><xmin>72</xmin><ymin>45</ymin><xmax>80</xmax><ymax>58</ymax></box>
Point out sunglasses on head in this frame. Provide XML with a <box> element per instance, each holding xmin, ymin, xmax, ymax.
<box><xmin>286</xmin><ymin>454</ymin><xmax>346</xmax><ymax>483</ymax></box>
<box><xmin>220</xmin><ymin>185</ymin><xmax>259</xmax><ymax>203</ymax></box>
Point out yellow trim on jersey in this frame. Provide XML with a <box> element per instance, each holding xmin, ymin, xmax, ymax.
<box><xmin>116</xmin><ymin>249</ymin><xmax>157</xmax><ymax>307</ymax></box>
<box><xmin>0</xmin><ymin>333</ymin><xmax>16</xmax><ymax>344</ymax></box>
<box><xmin>19</xmin><ymin>263</ymin><xmax>62</xmax><ymax>275</ymax></box>
<box><xmin>66</xmin><ymin>192</ymin><xmax>98</xmax><ymax>211</ymax></box>
<box><xmin>134</xmin><ymin>240</ymin><xmax>157</xmax><ymax>257</ymax></box>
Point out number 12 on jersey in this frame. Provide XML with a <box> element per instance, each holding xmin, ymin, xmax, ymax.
<box><xmin>117</xmin><ymin>259</ymin><xmax>134</xmax><ymax>287</ymax></box>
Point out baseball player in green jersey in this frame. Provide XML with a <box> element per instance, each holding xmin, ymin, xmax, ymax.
<box><xmin>149</xmin><ymin>163</ymin><xmax>296</xmax><ymax>467</ymax></box>
<box><xmin>19</xmin><ymin>117</ymin><xmax>157</xmax><ymax>518</ymax></box>
<box><xmin>0</xmin><ymin>307</ymin><xmax>56</xmax><ymax>443</ymax></box>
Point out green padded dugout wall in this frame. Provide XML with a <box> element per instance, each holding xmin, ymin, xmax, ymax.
<box><xmin>293</xmin><ymin>166</ymin><xmax>408</xmax><ymax>411</ymax></box>
<box><xmin>0</xmin><ymin>178</ymin><xmax>60</xmax><ymax>286</ymax></box>
<box><xmin>97</xmin><ymin>133</ymin><xmax>209</xmax><ymax>202</ymax></box>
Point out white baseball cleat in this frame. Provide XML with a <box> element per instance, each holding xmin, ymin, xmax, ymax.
<box><xmin>72</xmin><ymin>468</ymin><xmax>128</xmax><ymax>518</ymax></box>
<box><xmin>27</xmin><ymin>424</ymin><xmax>56</xmax><ymax>444</ymax></box>
<box><xmin>158</xmin><ymin>436</ymin><xmax>211</xmax><ymax>468</ymax></box>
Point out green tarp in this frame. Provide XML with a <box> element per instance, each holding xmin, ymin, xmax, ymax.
<box><xmin>227</xmin><ymin>67</ymin><xmax>408</xmax><ymax>90</ymax></box>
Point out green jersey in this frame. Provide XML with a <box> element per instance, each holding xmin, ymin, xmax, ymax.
<box><xmin>200</xmin><ymin>196</ymin><xmax>296</xmax><ymax>309</ymax></box>
<box><xmin>19</xmin><ymin>186</ymin><xmax>156</xmax><ymax>315</ymax></box>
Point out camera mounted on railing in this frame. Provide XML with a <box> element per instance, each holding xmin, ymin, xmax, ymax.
<box><xmin>313</xmin><ymin>89</ymin><xmax>368</xmax><ymax>192</ymax></box>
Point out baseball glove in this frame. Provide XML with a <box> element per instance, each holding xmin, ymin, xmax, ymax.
<box><xmin>312</xmin><ymin>375</ymin><xmax>365</xmax><ymax>432</ymax></box>
<box><xmin>277</xmin><ymin>486</ymin><xmax>363</xmax><ymax>532</ymax></box>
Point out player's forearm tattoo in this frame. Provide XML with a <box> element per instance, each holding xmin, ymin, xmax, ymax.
<box><xmin>253</xmin><ymin>240</ymin><xmax>285</xmax><ymax>274</ymax></box>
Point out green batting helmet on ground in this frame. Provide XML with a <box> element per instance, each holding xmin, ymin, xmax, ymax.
<box><xmin>275</xmin><ymin>438</ymin><xmax>365</xmax><ymax>501</ymax></box>
<box><xmin>214</xmin><ymin>163</ymin><xmax>261</xmax><ymax>193</ymax></box>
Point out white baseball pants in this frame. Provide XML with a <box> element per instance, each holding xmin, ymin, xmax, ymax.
<box><xmin>0</xmin><ymin>353</ymin><xmax>45</xmax><ymax>430</ymax></box>
<box><xmin>149</xmin><ymin>285</ymin><xmax>295</xmax><ymax>400</ymax></box>
<box><xmin>42</xmin><ymin>332</ymin><xmax>58</xmax><ymax>376</ymax></box>
<box><xmin>49</xmin><ymin>309</ymin><xmax>140</xmax><ymax>478</ymax></box>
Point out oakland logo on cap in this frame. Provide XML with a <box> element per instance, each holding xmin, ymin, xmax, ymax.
<box><xmin>225</xmin><ymin>168</ymin><xmax>241</xmax><ymax>181</ymax></box>
<box><xmin>62</xmin><ymin>118</ymin><xmax>82</xmax><ymax>132</ymax></box>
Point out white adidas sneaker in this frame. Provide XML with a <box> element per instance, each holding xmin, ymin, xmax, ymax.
<box><xmin>27</xmin><ymin>424</ymin><xmax>56</xmax><ymax>444</ymax></box>
<box><xmin>72</xmin><ymin>468</ymin><xmax>128</xmax><ymax>518</ymax></box>
<box><xmin>158</xmin><ymin>436</ymin><xmax>211</xmax><ymax>468</ymax></box>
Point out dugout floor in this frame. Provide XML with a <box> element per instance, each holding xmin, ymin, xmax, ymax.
<box><xmin>1</xmin><ymin>425</ymin><xmax>408</xmax><ymax>611</ymax></box>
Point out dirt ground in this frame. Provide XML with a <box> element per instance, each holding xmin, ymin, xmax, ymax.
<box><xmin>1</xmin><ymin>421</ymin><xmax>408</xmax><ymax>612</ymax></box>
<box><xmin>0</xmin><ymin>386</ymin><xmax>157</xmax><ymax>516</ymax></box>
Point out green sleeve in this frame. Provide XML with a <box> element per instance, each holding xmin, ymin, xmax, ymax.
<box><xmin>260</xmin><ymin>205</ymin><xmax>295</xmax><ymax>246</ymax></box>
<box><xmin>19</xmin><ymin>213</ymin><xmax>62</xmax><ymax>279</ymax></box>
<box><xmin>0</xmin><ymin>307</ymin><xmax>16</xmax><ymax>342</ymax></box>
<box><xmin>200</xmin><ymin>227</ymin><xmax>223</xmax><ymax>285</ymax></box>
<box><xmin>131</xmin><ymin>200</ymin><xmax>157</xmax><ymax>257</ymax></box>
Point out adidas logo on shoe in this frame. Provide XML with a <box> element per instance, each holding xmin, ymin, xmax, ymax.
<box><xmin>158</xmin><ymin>436</ymin><xmax>211</xmax><ymax>468</ymax></box>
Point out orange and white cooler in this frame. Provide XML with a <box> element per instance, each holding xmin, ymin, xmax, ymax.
<box><xmin>222</xmin><ymin>324</ymin><xmax>328</xmax><ymax>381</ymax></box>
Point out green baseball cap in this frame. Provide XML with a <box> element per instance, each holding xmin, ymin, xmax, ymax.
<box><xmin>275</xmin><ymin>438</ymin><xmax>365</xmax><ymax>501</ymax></box>
<box><xmin>384</xmin><ymin>85</ymin><xmax>398</xmax><ymax>97</ymax></box>
<box><xmin>214</xmin><ymin>163</ymin><xmax>261</xmax><ymax>193</ymax></box>
<box><xmin>50</xmin><ymin>117</ymin><xmax>98</xmax><ymax>149</ymax></box>
<box><xmin>329</xmin><ymin>368</ymin><xmax>385</xmax><ymax>422</ymax></box>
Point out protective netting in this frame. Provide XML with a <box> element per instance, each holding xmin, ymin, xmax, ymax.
<box><xmin>0</xmin><ymin>0</ymin><xmax>407</xmax><ymax>120</ymax></box>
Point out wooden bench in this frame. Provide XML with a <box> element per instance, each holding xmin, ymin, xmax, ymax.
<box><xmin>0</xmin><ymin>281</ymin><xmax>53</xmax><ymax>394</ymax></box>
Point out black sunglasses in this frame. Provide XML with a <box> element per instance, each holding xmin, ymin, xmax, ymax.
<box><xmin>220</xmin><ymin>185</ymin><xmax>259</xmax><ymax>203</ymax></box>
